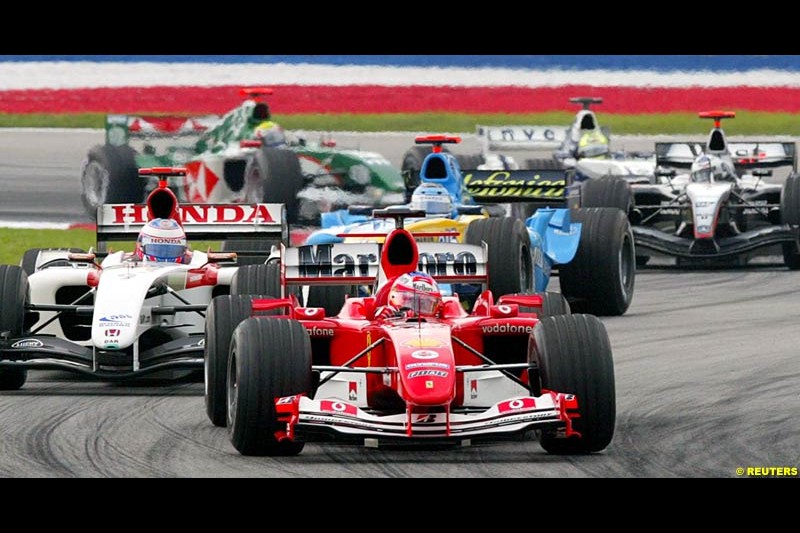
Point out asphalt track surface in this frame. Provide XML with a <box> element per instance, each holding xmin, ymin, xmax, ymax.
<box><xmin>0</xmin><ymin>130</ymin><xmax>799</xmax><ymax>478</ymax></box>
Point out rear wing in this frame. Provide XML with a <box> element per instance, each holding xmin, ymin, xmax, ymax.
<box><xmin>463</xmin><ymin>169</ymin><xmax>567</xmax><ymax>204</ymax></box>
<box><xmin>476</xmin><ymin>125</ymin><xmax>568</xmax><ymax>152</ymax></box>
<box><xmin>105</xmin><ymin>114</ymin><xmax>220</xmax><ymax>146</ymax></box>
<box><xmin>282</xmin><ymin>241</ymin><xmax>489</xmax><ymax>287</ymax></box>
<box><xmin>96</xmin><ymin>203</ymin><xmax>287</xmax><ymax>244</ymax></box>
<box><xmin>655</xmin><ymin>142</ymin><xmax>796</xmax><ymax>170</ymax></box>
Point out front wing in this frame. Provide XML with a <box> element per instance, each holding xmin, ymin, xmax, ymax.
<box><xmin>276</xmin><ymin>392</ymin><xmax>579</xmax><ymax>444</ymax></box>
<box><xmin>633</xmin><ymin>224</ymin><xmax>799</xmax><ymax>259</ymax></box>
<box><xmin>0</xmin><ymin>334</ymin><xmax>204</xmax><ymax>379</ymax></box>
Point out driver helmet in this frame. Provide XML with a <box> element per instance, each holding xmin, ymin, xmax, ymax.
<box><xmin>135</xmin><ymin>218</ymin><xmax>188</xmax><ymax>263</ymax></box>
<box><xmin>690</xmin><ymin>154</ymin><xmax>728</xmax><ymax>183</ymax></box>
<box><xmin>576</xmin><ymin>130</ymin><xmax>610</xmax><ymax>159</ymax></box>
<box><xmin>388</xmin><ymin>271</ymin><xmax>443</xmax><ymax>317</ymax></box>
<box><xmin>410</xmin><ymin>183</ymin><xmax>453</xmax><ymax>215</ymax></box>
<box><xmin>254</xmin><ymin>120</ymin><xmax>287</xmax><ymax>147</ymax></box>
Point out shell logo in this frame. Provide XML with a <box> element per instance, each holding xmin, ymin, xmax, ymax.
<box><xmin>403</xmin><ymin>337</ymin><xmax>445</xmax><ymax>348</ymax></box>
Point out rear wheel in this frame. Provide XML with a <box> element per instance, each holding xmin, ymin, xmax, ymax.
<box><xmin>580</xmin><ymin>176</ymin><xmax>632</xmax><ymax>214</ymax></box>
<box><xmin>530</xmin><ymin>314</ymin><xmax>615</xmax><ymax>454</ymax></box>
<box><xmin>465</xmin><ymin>217</ymin><xmax>532</xmax><ymax>298</ymax></box>
<box><xmin>559</xmin><ymin>208</ymin><xmax>635</xmax><ymax>316</ymax></box>
<box><xmin>21</xmin><ymin>248</ymin><xmax>85</xmax><ymax>276</ymax></box>
<box><xmin>227</xmin><ymin>318</ymin><xmax>312</xmax><ymax>456</ymax></box>
<box><xmin>0</xmin><ymin>265</ymin><xmax>29</xmax><ymax>390</ymax></box>
<box><xmin>245</xmin><ymin>146</ymin><xmax>304</xmax><ymax>225</ymax></box>
<box><xmin>221</xmin><ymin>239</ymin><xmax>279</xmax><ymax>266</ymax></box>
<box><xmin>81</xmin><ymin>144</ymin><xmax>142</xmax><ymax>220</ymax></box>
<box><xmin>527</xmin><ymin>292</ymin><xmax>571</xmax><ymax>318</ymax></box>
<box><xmin>306</xmin><ymin>285</ymin><xmax>357</xmax><ymax>317</ymax></box>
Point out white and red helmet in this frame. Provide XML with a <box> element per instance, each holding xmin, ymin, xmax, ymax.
<box><xmin>388</xmin><ymin>271</ymin><xmax>443</xmax><ymax>316</ymax></box>
<box><xmin>135</xmin><ymin>218</ymin><xmax>188</xmax><ymax>263</ymax></box>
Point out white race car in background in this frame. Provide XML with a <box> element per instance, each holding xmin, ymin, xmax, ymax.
<box><xmin>0</xmin><ymin>168</ymin><xmax>286</xmax><ymax>390</ymax></box>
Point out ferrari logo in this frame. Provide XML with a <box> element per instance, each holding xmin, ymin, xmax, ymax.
<box><xmin>426</xmin><ymin>380</ymin><xmax>434</xmax><ymax>389</ymax></box>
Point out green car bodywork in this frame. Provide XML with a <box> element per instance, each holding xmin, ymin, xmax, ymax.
<box><xmin>81</xmin><ymin>95</ymin><xmax>405</xmax><ymax>226</ymax></box>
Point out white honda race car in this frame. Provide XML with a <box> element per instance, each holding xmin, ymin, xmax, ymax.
<box><xmin>0</xmin><ymin>168</ymin><xmax>286</xmax><ymax>390</ymax></box>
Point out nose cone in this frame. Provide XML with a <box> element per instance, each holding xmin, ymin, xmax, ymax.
<box><xmin>389</xmin><ymin>324</ymin><xmax>456</xmax><ymax>406</ymax></box>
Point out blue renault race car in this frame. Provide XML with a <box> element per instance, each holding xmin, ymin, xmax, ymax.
<box><xmin>303</xmin><ymin>136</ymin><xmax>635</xmax><ymax>316</ymax></box>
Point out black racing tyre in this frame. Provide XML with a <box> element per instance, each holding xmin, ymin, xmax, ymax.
<box><xmin>454</xmin><ymin>154</ymin><xmax>485</xmax><ymax>172</ymax></box>
<box><xmin>231</xmin><ymin>263</ymin><xmax>280</xmax><ymax>297</ymax></box>
<box><xmin>204</xmin><ymin>294</ymin><xmax>279</xmax><ymax>427</ymax></box>
<box><xmin>464</xmin><ymin>217</ymin><xmax>533</xmax><ymax>298</ymax></box>
<box><xmin>0</xmin><ymin>265</ymin><xmax>29</xmax><ymax>390</ymax></box>
<box><xmin>401</xmin><ymin>145</ymin><xmax>434</xmax><ymax>191</ymax></box>
<box><xmin>306</xmin><ymin>285</ymin><xmax>358</xmax><ymax>317</ymax></box>
<box><xmin>20</xmin><ymin>248</ymin><xmax>85</xmax><ymax>276</ymax></box>
<box><xmin>227</xmin><ymin>318</ymin><xmax>312</xmax><ymax>456</ymax></box>
<box><xmin>526</xmin><ymin>291</ymin><xmax>571</xmax><ymax>318</ymax></box>
<box><xmin>222</xmin><ymin>239</ymin><xmax>279</xmax><ymax>266</ymax></box>
<box><xmin>530</xmin><ymin>314</ymin><xmax>615</xmax><ymax>454</ymax></box>
<box><xmin>781</xmin><ymin>173</ymin><xmax>800</xmax><ymax>269</ymax></box>
<box><xmin>580</xmin><ymin>176</ymin><xmax>632</xmax><ymax>214</ymax></box>
<box><xmin>524</xmin><ymin>158</ymin><xmax>563</xmax><ymax>170</ymax></box>
<box><xmin>81</xmin><ymin>144</ymin><xmax>142</xmax><ymax>220</ymax></box>
<box><xmin>246</xmin><ymin>146</ymin><xmax>304</xmax><ymax>225</ymax></box>
<box><xmin>559</xmin><ymin>208</ymin><xmax>635</xmax><ymax>316</ymax></box>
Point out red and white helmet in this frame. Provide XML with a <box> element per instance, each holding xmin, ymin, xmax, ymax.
<box><xmin>135</xmin><ymin>218</ymin><xmax>188</xmax><ymax>263</ymax></box>
<box><xmin>388</xmin><ymin>271</ymin><xmax>443</xmax><ymax>316</ymax></box>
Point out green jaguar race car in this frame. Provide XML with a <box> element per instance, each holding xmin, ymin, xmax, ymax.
<box><xmin>80</xmin><ymin>88</ymin><xmax>405</xmax><ymax>226</ymax></box>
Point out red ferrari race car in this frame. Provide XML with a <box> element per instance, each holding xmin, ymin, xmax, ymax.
<box><xmin>204</xmin><ymin>208</ymin><xmax>616</xmax><ymax>456</ymax></box>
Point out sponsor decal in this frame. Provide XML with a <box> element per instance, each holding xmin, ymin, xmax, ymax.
<box><xmin>470</xmin><ymin>379</ymin><xmax>478</xmax><ymax>399</ymax></box>
<box><xmin>320</xmin><ymin>400</ymin><xmax>358</xmax><ymax>416</ymax></box>
<box><xmin>403</xmin><ymin>338</ymin><xmax>445</xmax><ymax>348</ymax></box>
<box><xmin>408</xmin><ymin>370</ymin><xmax>448</xmax><ymax>378</ymax></box>
<box><xmin>463</xmin><ymin>170</ymin><xmax>566</xmax><ymax>200</ymax></box>
<box><xmin>498</xmin><ymin>305</ymin><xmax>512</xmax><ymax>314</ymax></box>
<box><xmin>498</xmin><ymin>398</ymin><xmax>537</xmax><ymax>413</ymax></box>
<box><xmin>110</xmin><ymin>204</ymin><xmax>276</xmax><ymax>225</ymax></box>
<box><xmin>139</xmin><ymin>314</ymin><xmax>152</xmax><ymax>325</ymax></box>
<box><xmin>425</xmin><ymin>380</ymin><xmax>434</xmax><ymax>389</ymax></box>
<box><xmin>481</xmin><ymin>323</ymin><xmax>534</xmax><ymax>335</ymax></box>
<box><xmin>415</xmin><ymin>414</ymin><xmax>437</xmax><ymax>424</ymax></box>
<box><xmin>99</xmin><ymin>314</ymin><xmax>133</xmax><ymax>328</ymax></box>
<box><xmin>405</xmin><ymin>362</ymin><xmax>450</xmax><ymax>370</ymax></box>
<box><xmin>297</xmin><ymin>244</ymin><xmax>377</xmax><ymax>277</ymax></box>
<box><xmin>105</xmin><ymin>329</ymin><xmax>120</xmax><ymax>337</ymax></box>
<box><xmin>411</xmin><ymin>349</ymin><xmax>439</xmax><ymax>360</ymax></box>
<box><xmin>11</xmin><ymin>339</ymin><xmax>44</xmax><ymax>349</ymax></box>
<box><xmin>417</xmin><ymin>251</ymin><xmax>477</xmax><ymax>277</ymax></box>
<box><xmin>348</xmin><ymin>382</ymin><xmax>358</xmax><ymax>401</ymax></box>
<box><xmin>308</xmin><ymin>326</ymin><xmax>334</xmax><ymax>337</ymax></box>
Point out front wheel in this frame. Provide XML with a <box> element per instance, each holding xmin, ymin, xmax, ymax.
<box><xmin>227</xmin><ymin>318</ymin><xmax>312</xmax><ymax>456</ymax></box>
<box><xmin>530</xmin><ymin>314</ymin><xmax>615</xmax><ymax>454</ymax></box>
<box><xmin>0</xmin><ymin>265</ymin><xmax>29</xmax><ymax>390</ymax></box>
